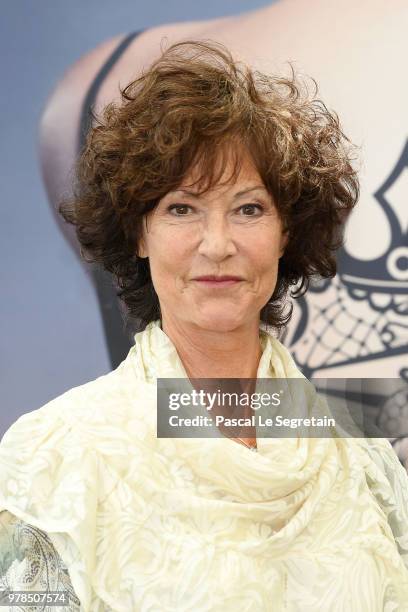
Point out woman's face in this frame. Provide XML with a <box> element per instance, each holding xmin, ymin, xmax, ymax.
<box><xmin>138</xmin><ymin>150</ymin><xmax>288</xmax><ymax>332</ymax></box>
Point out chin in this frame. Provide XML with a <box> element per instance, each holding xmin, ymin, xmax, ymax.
<box><xmin>191</xmin><ymin>310</ymin><xmax>249</xmax><ymax>332</ymax></box>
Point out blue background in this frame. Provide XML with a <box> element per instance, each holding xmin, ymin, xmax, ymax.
<box><xmin>0</xmin><ymin>1</ymin><xmax>272</xmax><ymax>434</ymax></box>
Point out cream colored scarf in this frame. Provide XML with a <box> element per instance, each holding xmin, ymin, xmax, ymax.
<box><xmin>1</xmin><ymin>320</ymin><xmax>408</xmax><ymax>611</ymax></box>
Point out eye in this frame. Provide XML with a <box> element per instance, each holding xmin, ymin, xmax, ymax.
<box><xmin>167</xmin><ymin>204</ymin><xmax>193</xmax><ymax>216</ymax></box>
<box><xmin>238</xmin><ymin>204</ymin><xmax>264</xmax><ymax>216</ymax></box>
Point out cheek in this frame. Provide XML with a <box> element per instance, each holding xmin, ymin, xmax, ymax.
<box><xmin>148</xmin><ymin>233</ymin><xmax>189</xmax><ymax>285</ymax></box>
<box><xmin>250</xmin><ymin>234</ymin><xmax>282</xmax><ymax>271</ymax></box>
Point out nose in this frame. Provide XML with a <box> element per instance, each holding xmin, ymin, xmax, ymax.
<box><xmin>197</xmin><ymin>213</ymin><xmax>237</xmax><ymax>261</ymax></box>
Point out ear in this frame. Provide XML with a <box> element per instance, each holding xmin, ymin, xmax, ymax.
<box><xmin>137</xmin><ymin>238</ymin><xmax>148</xmax><ymax>259</ymax></box>
<box><xmin>137</xmin><ymin>219</ymin><xmax>149</xmax><ymax>258</ymax></box>
<box><xmin>279</xmin><ymin>230</ymin><xmax>289</xmax><ymax>258</ymax></box>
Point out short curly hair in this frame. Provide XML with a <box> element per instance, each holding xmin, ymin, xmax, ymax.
<box><xmin>60</xmin><ymin>39</ymin><xmax>359</xmax><ymax>334</ymax></box>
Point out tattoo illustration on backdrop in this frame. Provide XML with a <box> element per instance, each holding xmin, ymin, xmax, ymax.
<box><xmin>76</xmin><ymin>31</ymin><xmax>144</xmax><ymax>368</ymax></box>
<box><xmin>282</xmin><ymin>140</ymin><xmax>408</xmax><ymax>462</ymax></box>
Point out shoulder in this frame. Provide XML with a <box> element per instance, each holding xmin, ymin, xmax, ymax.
<box><xmin>354</xmin><ymin>437</ymin><xmax>408</xmax><ymax>568</ymax></box>
<box><xmin>38</xmin><ymin>16</ymin><xmax>236</xmax><ymax>205</ymax></box>
<box><xmin>0</xmin><ymin>352</ymin><xmax>142</xmax><ymax>492</ymax></box>
<box><xmin>39</xmin><ymin>13</ymin><xmax>235</xmax><ymax>146</ymax></box>
<box><xmin>38</xmin><ymin>19</ymin><xmax>212</xmax><ymax>135</ymax></box>
<box><xmin>0</xmin><ymin>351</ymin><xmax>151</xmax><ymax>608</ymax></box>
<box><xmin>0</xmin><ymin>360</ymin><xmax>136</xmax><ymax>539</ymax></box>
<box><xmin>39</xmin><ymin>32</ymin><xmax>126</xmax><ymax>139</ymax></box>
<box><xmin>38</xmin><ymin>32</ymin><xmax>128</xmax><ymax>208</ymax></box>
<box><xmin>1</xmin><ymin>351</ymin><xmax>141</xmax><ymax>451</ymax></box>
<box><xmin>0</xmin><ymin>346</ymin><xmax>155</xmax><ymax>489</ymax></box>
<box><xmin>358</xmin><ymin>437</ymin><xmax>408</xmax><ymax>507</ymax></box>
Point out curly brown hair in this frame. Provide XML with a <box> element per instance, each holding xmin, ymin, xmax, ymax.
<box><xmin>60</xmin><ymin>39</ymin><xmax>359</xmax><ymax>334</ymax></box>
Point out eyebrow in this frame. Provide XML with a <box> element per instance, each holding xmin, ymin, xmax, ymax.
<box><xmin>234</xmin><ymin>186</ymin><xmax>268</xmax><ymax>198</ymax></box>
<box><xmin>170</xmin><ymin>185</ymin><xmax>269</xmax><ymax>199</ymax></box>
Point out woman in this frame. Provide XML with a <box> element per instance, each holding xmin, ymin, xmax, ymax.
<box><xmin>2</xmin><ymin>41</ymin><xmax>408</xmax><ymax>611</ymax></box>
<box><xmin>39</xmin><ymin>1</ymin><xmax>408</xmax><ymax>469</ymax></box>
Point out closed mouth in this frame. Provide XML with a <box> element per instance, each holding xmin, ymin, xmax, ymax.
<box><xmin>194</xmin><ymin>276</ymin><xmax>243</xmax><ymax>282</ymax></box>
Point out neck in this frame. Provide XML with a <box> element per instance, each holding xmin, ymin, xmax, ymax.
<box><xmin>160</xmin><ymin>315</ymin><xmax>263</xmax><ymax>379</ymax></box>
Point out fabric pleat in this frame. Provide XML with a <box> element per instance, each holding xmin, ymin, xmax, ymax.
<box><xmin>0</xmin><ymin>320</ymin><xmax>407</xmax><ymax>611</ymax></box>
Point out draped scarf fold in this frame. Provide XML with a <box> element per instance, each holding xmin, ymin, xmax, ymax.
<box><xmin>1</xmin><ymin>320</ymin><xmax>408</xmax><ymax>611</ymax></box>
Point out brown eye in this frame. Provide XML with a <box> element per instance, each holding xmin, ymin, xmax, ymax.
<box><xmin>168</xmin><ymin>204</ymin><xmax>192</xmax><ymax>216</ymax></box>
<box><xmin>239</xmin><ymin>204</ymin><xmax>264</xmax><ymax>216</ymax></box>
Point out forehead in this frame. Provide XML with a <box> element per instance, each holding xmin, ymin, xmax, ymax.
<box><xmin>177</xmin><ymin>147</ymin><xmax>266</xmax><ymax>195</ymax></box>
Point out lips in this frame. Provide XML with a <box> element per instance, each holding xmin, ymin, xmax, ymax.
<box><xmin>193</xmin><ymin>275</ymin><xmax>243</xmax><ymax>281</ymax></box>
<box><xmin>193</xmin><ymin>276</ymin><xmax>243</xmax><ymax>288</ymax></box>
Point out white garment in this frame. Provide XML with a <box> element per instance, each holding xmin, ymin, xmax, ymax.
<box><xmin>0</xmin><ymin>320</ymin><xmax>407</xmax><ymax>611</ymax></box>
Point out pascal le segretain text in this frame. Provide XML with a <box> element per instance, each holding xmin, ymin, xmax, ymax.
<box><xmin>168</xmin><ymin>414</ymin><xmax>336</xmax><ymax>429</ymax></box>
